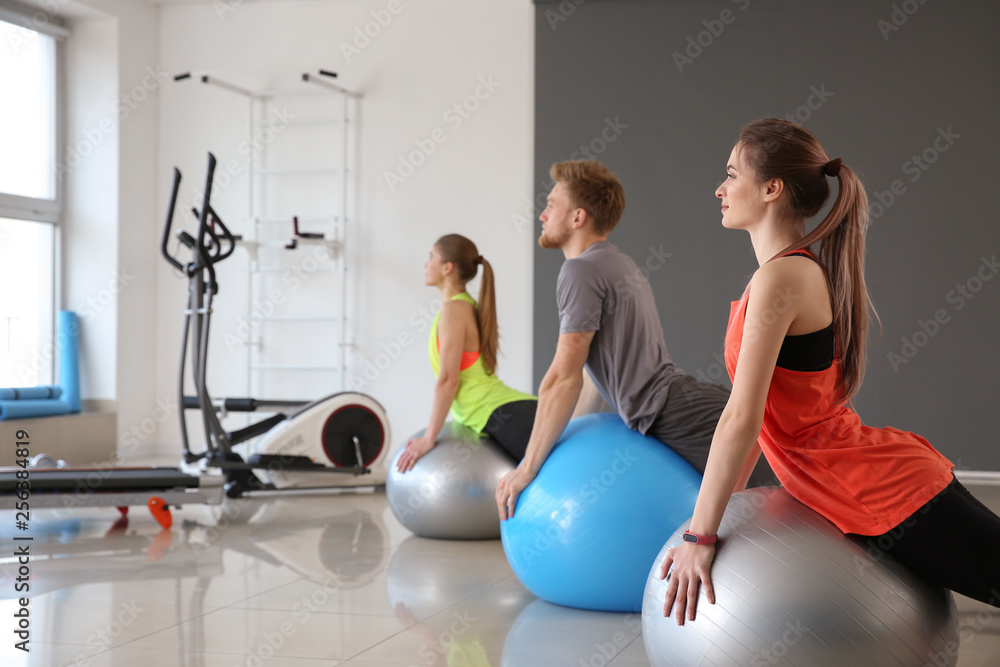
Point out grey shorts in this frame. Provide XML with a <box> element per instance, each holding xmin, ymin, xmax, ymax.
<box><xmin>645</xmin><ymin>375</ymin><xmax>778</xmax><ymax>488</ymax></box>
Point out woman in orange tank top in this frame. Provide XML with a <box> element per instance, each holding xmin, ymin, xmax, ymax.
<box><xmin>660</xmin><ymin>118</ymin><xmax>1000</xmax><ymax>624</ymax></box>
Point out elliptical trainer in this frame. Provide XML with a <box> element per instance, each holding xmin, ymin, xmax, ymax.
<box><xmin>162</xmin><ymin>153</ymin><xmax>390</xmax><ymax>498</ymax></box>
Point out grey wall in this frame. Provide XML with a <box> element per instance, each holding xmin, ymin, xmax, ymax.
<box><xmin>532</xmin><ymin>0</ymin><xmax>1000</xmax><ymax>471</ymax></box>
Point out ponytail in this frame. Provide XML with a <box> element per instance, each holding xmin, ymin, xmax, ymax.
<box><xmin>476</xmin><ymin>257</ymin><xmax>499</xmax><ymax>375</ymax></box>
<box><xmin>738</xmin><ymin>119</ymin><xmax>878</xmax><ymax>403</ymax></box>
<box><xmin>434</xmin><ymin>234</ymin><xmax>501</xmax><ymax>375</ymax></box>
<box><xmin>781</xmin><ymin>162</ymin><xmax>875</xmax><ymax>403</ymax></box>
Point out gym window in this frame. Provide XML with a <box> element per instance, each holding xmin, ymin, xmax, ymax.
<box><xmin>0</xmin><ymin>8</ymin><xmax>66</xmax><ymax>387</ymax></box>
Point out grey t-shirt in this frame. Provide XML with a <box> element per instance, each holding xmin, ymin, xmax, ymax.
<box><xmin>557</xmin><ymin>240</ymin><xmax>682</xmax><ymax>434</ymax></box>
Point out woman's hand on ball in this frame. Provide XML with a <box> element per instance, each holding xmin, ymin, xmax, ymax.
<box><xmin>396</xmin><ymin>435</ymin><xmax>436</xmax><ymax>473</ymax></box>
<box><xmin>660</xmin><ymin>542</ymin><xmax>716</xmax><ymax>625</ymax></box>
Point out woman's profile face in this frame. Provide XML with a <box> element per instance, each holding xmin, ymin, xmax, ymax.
<box><xmin>424</xmin><ymin>245</ymin><xmax>449</xmax><ymax>286</ymax></box>
<box><xmin>715</xmin><ymin>143</ymin><xmax>766</xmax><ymax>231</ymax></box>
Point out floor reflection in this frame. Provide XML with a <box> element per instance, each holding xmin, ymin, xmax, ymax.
<box><xmin>0</xmin><ymin>485</ymin><xmax>996</xmax><ymax>666</ymax></box>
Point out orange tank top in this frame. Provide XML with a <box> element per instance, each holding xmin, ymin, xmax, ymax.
<box><xmin>724</xmin><ymin>258</ymin><xmax>953</xmax><ymax>535</ymax></box>
<box><xmin>436</xmin><ymin>339</ymin><xmax>479</xmax><ymax>370</ymax></box>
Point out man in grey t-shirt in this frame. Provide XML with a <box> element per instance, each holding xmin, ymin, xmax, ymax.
<box><xmin>557</xmin><ymin>240</ymin><xmax>680</xmax><ymax>434</ymax></box>
<box><xmin>496</xmin><ymin>160</ymin><xmax>775</xmax><ymax>519</ymax></box>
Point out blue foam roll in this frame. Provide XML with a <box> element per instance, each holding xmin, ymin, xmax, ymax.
<box><xmin>57</xmin><ymin>311</ymin><xmax>81</xmax><ymax>413</ymax></box>
<box><xmin>0</xmin><ymin>386</ymin><xmax>63</xmax><ymax>401</ymax></box>
<box><xmin>0</xmin><ymin>398</ymin><xmax>72</xmax><ymax>420</ymax></box>
<box><xmin>0</xmin><ymin>312</ymin><xmax>81</xmax><ymax>420</ymax></box>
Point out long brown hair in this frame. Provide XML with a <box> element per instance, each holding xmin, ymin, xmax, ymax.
<box><xmin>435</xmin><ymin>234</ymin><xmax>499</xmax><ymax>375</ymax></box>
<box><xmin>737</xmin><ymin>118</ymin><xmax>876</xmax><ymax>403</ymax></box>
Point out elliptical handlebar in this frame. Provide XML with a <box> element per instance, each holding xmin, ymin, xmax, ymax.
<box><xmin>195</xmin><ymin>154</ymin><xmax>220</xmax><ymax>287</ymax></box>
<box><xmin>192</xmin><ymin>204</ymin><xmax>238</xmax><ymax>265</ymax></box>
<box><xmin>161</xmin><ymin>168</ymin><xmax>184</xmax><ymax>272</ymax></box>
<box><xmin>161</xmin><ymin>153</ymin><xmax>238</xmax><ymax>275</ymax></box>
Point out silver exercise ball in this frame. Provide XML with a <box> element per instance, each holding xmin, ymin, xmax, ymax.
<box><xmin>386</xmin><ymin>422</ymin><xmax>515</xmax><ymax>540</ymax></box>
<box><xmin>642</xmin><ymin>487</ymin><xmax>959</xmax><ymax>667</ymax></box>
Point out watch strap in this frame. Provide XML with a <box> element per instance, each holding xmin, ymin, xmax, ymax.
<box><xmin>683</xmin><ymin>530</ymin><xmax>718</xmax><ymax>545</ymax></box>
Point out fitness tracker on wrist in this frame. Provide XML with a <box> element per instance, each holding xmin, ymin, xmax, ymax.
<box><xmin>682</xmin><ymin>530</ymin><xmax>718</xmax><ymax>545</ymax></box>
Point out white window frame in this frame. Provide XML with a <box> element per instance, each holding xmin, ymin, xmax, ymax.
<box><xmin>0</xmin><ymin>0</ymin><xmax>67</xmax><ymax>386</ymax></box>
<box><xmin>0</xmin><ymin>0</ymin><xmax>68</xmax><ymax>223</ymax></box>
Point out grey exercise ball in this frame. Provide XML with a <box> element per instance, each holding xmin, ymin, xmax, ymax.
<box><xmin>386</xmin><ymin>422</ymin><xmax>515</xmax><ymax>540</ymax></box>
<box><xmin>642</xmin><ymin>487</ymin><xmax>959</xmax><ymax>667</ymax></box>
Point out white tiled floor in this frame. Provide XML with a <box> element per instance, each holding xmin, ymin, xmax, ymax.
<box><xmin>1</xmin><ymin>483</ymin><xmax>998</xmax><ymax>666</ymax></box>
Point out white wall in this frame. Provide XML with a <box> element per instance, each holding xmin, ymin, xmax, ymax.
<box><xmin>155</xmin><ymin>0</ymin><xmax>535</xmax><ymax>457</ymax></box>
<box><xmin>61</xmin><ymin>0</ymin><xmax>159</xmax><ymax>460</ymax></box>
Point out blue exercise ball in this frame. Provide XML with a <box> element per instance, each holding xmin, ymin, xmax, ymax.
<box><xmin>501</xmin><ymin>413</ymin><xmax>701</xmax><ymax>612</ymax></box>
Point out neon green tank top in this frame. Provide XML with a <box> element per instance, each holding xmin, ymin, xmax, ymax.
<box><xmin>429</xmin><ymin>292</ymin><xmax>536</xmax><ymax>433</ymax></box>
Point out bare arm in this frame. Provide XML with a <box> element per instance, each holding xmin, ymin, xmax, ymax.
<box><xmin>733</xmin><ymin>441</ymin><xmax>763</xmax><ymax>493</ymax></box>
<box><xmin>571</xmin><ymin>370</ymin><xmax>607</xmax><ymax>419</ymax></box>
<box><xmin>496</xmin><ymin>330</ymin><xmax>595</xmax><ymax>518</ymax></box>
<box><xmin>661</xmin><ymin>260</ymin><xmax>809</xmax><ymax>624</ymax></box>
<box><xmin>396</xmin><ymin>301</ymin><xmax>466</xmax><ymax>472</ymax></box>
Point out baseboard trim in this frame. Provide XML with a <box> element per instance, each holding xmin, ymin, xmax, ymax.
<box><xmin>954</xmin><ymin>470</ymin><xmax>1000</xmax><ymax>485</ymax></box>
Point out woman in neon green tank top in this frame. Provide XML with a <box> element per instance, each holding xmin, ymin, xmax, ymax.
<box><xmin>396</xmin><ymin>234</ymin><xmax>537</xmax><ymax>473</ymax></box>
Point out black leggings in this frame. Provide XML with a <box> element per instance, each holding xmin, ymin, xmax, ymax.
<box><xmin>481</xmin><ymin>400</ymin><xmax>537</xmax><ymax>463</ymax></box>
<box><xmin>854</xmin><ymin>477</ymin><xmax>1000</xmax><ymax>607</ymax></box>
